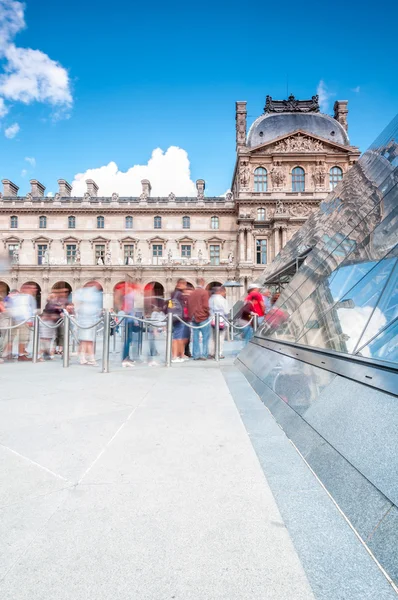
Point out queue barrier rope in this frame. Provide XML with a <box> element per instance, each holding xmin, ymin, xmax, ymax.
<box><xmin>113</xmin><ymin>313</ymin><xmax>167</xmax><ymax>328</ymax></box>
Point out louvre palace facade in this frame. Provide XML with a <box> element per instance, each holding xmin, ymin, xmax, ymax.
<box><xmin>0</xmin><ymin>94</ymin><xmax>360</xmax><ymax>308</ymax></box>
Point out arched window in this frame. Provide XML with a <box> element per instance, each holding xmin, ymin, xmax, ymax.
<box><xmin>292</xmin><ymin>167</ymin><xmax>305</xmax><ymax>192</ymax></box>
<box><xmin>68</xmin><ymin>215</ymin><xmax>76</xmax><ymax>229</ymax></box>
<box><xmin>182</xmin><ymin>215</ymin><xmax>190</xmax><ymax>229</ymax></box>
<box><xmin>257</xmin><ymin>207</ymin><xmax>266</xmax><ymax>221</ymax></box>
<box><xmin>125</xmin><ymin>215</ymin><xmax>133</xmax><ymax>229</ymax></box>
<box><xmin>329</xmin><ymin>166</ymin><xmax>343</xmax><ymax>190</ymax></box>
<box><xmin>254</xmin><ymin>167</ymin><xmax>267</xmax><ymax>192</ymax></box>
<box><xmin>10</xmin><ymin>215</ymin><xmax>18</xmax><ymax>229</ymax></box>
<box><xmin>211</xmin><ymin>216</ymin><xmax>219</xmax><ymax>230</ymax></box>
<box><xmin>39</xmin><ymin>215</ymin><xmax>47</xmax><ymax>229</ymax></box>
<box><xmin>97</xmin><ymin>215</ymin><xmax>104</xmax><ymax>229</ymax></box>
<box><xmin>154</xmin><ymin>215</ymin><xmax>162</xmax><ymax>229</ymax></box>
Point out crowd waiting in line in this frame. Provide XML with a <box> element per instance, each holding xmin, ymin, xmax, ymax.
<box><xmin>0</xmin><ymin>279</ymin><xmax>282</xmax><ymax>367</ymax></box>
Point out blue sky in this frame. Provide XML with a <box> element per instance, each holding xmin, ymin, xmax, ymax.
<box><xmin>0</xmin><ymin>0</ymin><xmax>397</xmax><ymax>197</ymax></box>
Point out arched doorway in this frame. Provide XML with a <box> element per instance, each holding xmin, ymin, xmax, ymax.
<box><xmin>52</xmin><ymin>281</ymin><xmax>72</xmax><ymax>303</ymax></box>
<box><xmin>206</xmin><ymin>281</ymin><xmax>222</xmax><ymax>293</ymax></box>
<box><xmin>186</xmin><ymin>281</ymin><xmax>194</xmax><ymax>289</ymax></box>
<box><xmin>144</xmin><ymin>281</ymin><xmax>165</xmax><ymax>313</ymax></box>
<box><xmin>0</xmin><ymin>281</ymin><xmax>10</xmax><ymax>299</ymax></box>
<box><xmin>22</xmin><ymin>281</ymin><xmax>41</xmax><ymax>309</ymax></box>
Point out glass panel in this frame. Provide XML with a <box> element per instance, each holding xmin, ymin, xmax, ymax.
<box><xmin>124</xmin><ymin>245</ymin><xmax>134</xmax><ymax>264</ymax></box>
<box><xmin>181</xmin><ymin>244</ymin><xmax>191</xmax><ymax>258</ymax></box>
<box><xmin>10</xmin><ymin>216</ymin><xmax>18</xmax><ymax>228</ymax></box>
<box><xmin>125</xmin><ymin>216</ymin><xmax>133</xmax><ymax>229</ymax></box>
<box><xmin>154</xmin><ymin>217</ymin><xmax>161</xmax><ymax>229</ymax></box>
<box><xmin>211</xmin><ymin>216</ymin><xmax>219</xmax><ymax>230</ymax></box>
<box><xmin>356</xmin><ymin>319</ymin><xmax>398</xmax><ymax>365</ymax></box>
<box><xmin>38</xmin><ymin>244</ymin><xmax>48</xmax><ymax>265</ymax></box>
<box><xmin>210</xmin><ymin>245</ymin><xmax>220</xmax><ymax>265</ymax></box>
<box><xmin>66</xmin><ymin>244</ymin><xmax>76</xmax><ymax>264</ymax></box>
<box><xmin>152</xmin><ymin>244</ymin><xmax>162</xmax><ymax>256</ymax></box>
<box><xmin>296</xmin><ymin>256</ymin><xmax>396</xmax><ymax>353</ymax></box>
<box><xmin>95</xmin><ymin>245</ymin><xmax>105</xmax><ymax>262</ymax></box>
<box><xmin>355</xmin><ymin>260</ymin><xmax>398</xmax><ymax>351</ymax></box>
<box><xmin>68</xmin><ymin>216</ymin><xmax>76</xmax><ymax>229</ymax></box>
<box><xmin>256</xmin><ymin>239</ymin><xmax>267</xmax><ymax>265</ymax></box>
<box><xmin>97</xmin><ymin>216</ymin><xmax>104</xmax><ymax>229</ymax></box>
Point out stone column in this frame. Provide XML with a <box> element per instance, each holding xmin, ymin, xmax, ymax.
<box><xmin>273</xmin><ymin>226</ymin><xmax>280</xmax><ymax>258</ymax></box>
<box><xmin>246</xmin><ymin>228</ymin><xmax>253</xmax><ymax>263</ymax></box>
<box><xmin>239</xmin><ymin>229</ymin><xmax>246</xmax><ymax>262</ymax></box>
<box><xmin>281</xmin><ymin>226</ymin><xmax>288</xmax><ymax>249</ymax></box>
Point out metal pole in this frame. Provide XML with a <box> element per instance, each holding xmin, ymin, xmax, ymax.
<box><xmin>230</xmin><ymin>305</ymin><xmax>234</xmax><ymax>342</ymax></box>
<box><xmin>214</xmin><ymin>313</ymin><xmax>220</xmax><ymax>362</ymax></box>
<box><xmin>165</xmin><ymin>311</ymin><xmax>173</xmax><ymax>367</ymax></box>
<box><xmin>102</xmin><ymin>310</ymin><xmax>110</xmax><ymax>373</ymax></box>
<box><xmin>253</xmin><ymin>313</ymin><xmax>259</xmax><ymax>333</ymax></box>
<box><xmin>63</xmin><ymin>313</ymin><xmax>70</xmax><ymax>368</ymax></box>
<box><xmin>32</xmin><ymin>314</ymin><xmax>40</xmax><ymax>363</ymax></box>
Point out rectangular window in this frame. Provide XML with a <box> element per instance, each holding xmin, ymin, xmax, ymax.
<box><xmin>152</xmin><ymin>244</ymin><xmax>163</xmax><ymax>257</ymax></box>
<box><xmin>8</xmin><ymin>243</ymin><xmax>19</xmax><ymax>261</ymax></box>
<box><xmin>95</xmin><ymin>244</ymin><xmax>105</xmax><ymax>263</ymax></box>
<box><xmin>209</xmin><ymin>244</ymin><xmax>220</xmax><ymax>266</ymax></box>
<box><xmin>256</xmin><ymin>239</ymin><xmax>267</xmax><ymax>265</ymax></box>
<box><xmin>181</xmin><ymin>244</ymin><xmax>191</xmax><ymax>258</ymax></box>
<box><xmin>66</xmin><ymin>244</ymin><xmax>77</xmax><ymax>265</ymax></box>
<box><xmin>124</xmin><ymin>244</ymin><xmax>134</xmax><ymax>265</ymax></box>
<box><xmin>37</xmin><ymin>244</ymin><xmax>48</xmax><ymax>265</ymax></box>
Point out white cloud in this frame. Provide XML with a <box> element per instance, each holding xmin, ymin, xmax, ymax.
<box><xmin>21</xmin><ymin>168</ymin><xmax>27</xmax><ymax>176</ymax></box>
<box><xmin>46</xmin><ymin>191</ymin><xmax>53</xmax><ymax>197</ymax></box>
<box><xmin>338</xmin><ymin>306</ymin><xmax>386</xmax><ymax>354</ymax></box>
<box><xmin>71</xmin><ymin>146</ymin><xmax>198</xmax><ymax>197</ymax></box>
<box><xmin>4</xmin><ymin>121</ymin><xmax>19</xmax><ymax>138</ymax></box>
<box><xmin>0</xmin><ymin>0</ymin><xmax>72</xmax><ymax>118</ymax></box>
<box><xmin>317</xmin><ymin>80</ymin><xmax>334</xmax><ymax>113</ymax></box>
<box><xmin>0</xmin><ymin>97</ymin><xmax>8</xmax><ymax>117</ymax></box>
<box><xmin>351</xmin><ymin>86</ymin><xmax>361</xmax><ymax>93</ymax></box>
<box><xmin>25</xmin><ymin>156</ymin><xmax>35</xmax><ymax>167</ymax></box>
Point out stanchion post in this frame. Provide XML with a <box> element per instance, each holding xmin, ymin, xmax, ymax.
<box><xmin>230</xmin><ymin>306</ymin><xmax>234</xmax><ymax>342</ymax></box>
<box><xmin>214</xmin><ymin>312</ymin><xmax>220</xmax><ymax>362</ymax></box>
<box><xmin>63</xmin><ymin>313</ymin><xmax>70</xmax><ymax>368</ymax></box>
<box><xmin>165</xmin><ymin>312</ymin><xmax>173</xmax><ymax>367</ymax></box>
<box><xmin>32</xmin><ymin>314</ymin><xmax>40</xmax><ymax>363</ymax></box>
<box><xmin>252</xmin><ymin>313</ymin><xmax>259</xmax><ymax>333</ymax></box>
<box><xmin>102</xmin><ymin>310</ymin><xmax>110</xmax><ymax>373</ymax></box>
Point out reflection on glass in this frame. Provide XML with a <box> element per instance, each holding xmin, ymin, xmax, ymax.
<box><xmin>356</xmin><ymin>319</ymin><xmax>398</xmax><ymax>365</ymax></box>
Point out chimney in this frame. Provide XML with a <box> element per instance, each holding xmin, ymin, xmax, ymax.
<box><xmin>334</xmin><ymin>100</ymin><xmax>348</xmax><ymax>132</ymax></box>
<box><xmin>2</xmin><ymin>179</ymin><xmax>19</xmax><ymax>197</ymax></box>
<box><xmin>196</xmin><ymin>179</ymin><xmax>205</xmax><ymax>197</ymax></box>
<box><xmin>141</xmin><ymin>179</ymin><xmax>151</xmax><ymax>198</ymax></box>
<box><xmin>30</xmin><ymin>179</ymin><xmax>45</xmax><ymax>197</ymax></box>
<box><xmin>236</xmin><ymin>101</ymin><xmax>247</xmax><ymax>148</ymax></box>
<box><xmin>58</xmin><ymin>179</ymin><xmax>72</xmax><ymax>197</ymax></box>
<box><xmin>86</xmin><ymin>179</ymin><xmax>98</xmax><ymax>197</ymax></box>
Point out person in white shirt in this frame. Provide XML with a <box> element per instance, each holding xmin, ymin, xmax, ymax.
<box><xmin>8</xmin><ymin>285</ymin><xmax>37</xmax><ymax>361</ymax></box>
<box><xmin>209</xmin><ymin>286</ymin><xmax>228</xmax><ymax>359</ymax></box>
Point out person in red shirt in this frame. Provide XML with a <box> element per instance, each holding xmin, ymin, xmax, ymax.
<box><xmin>245</xmin><ymin>283</ymin><xmax>265</xmax><ymax>319</ymax></box>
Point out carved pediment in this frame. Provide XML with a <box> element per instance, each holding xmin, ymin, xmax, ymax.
<box><xmin>32</xmin><ymin>235</ymin><xmax>53</xmax><ymax>248</ymax></box>
<box><xmin>147</xmin><ymin>236</ymin><xmax>167</xmax><ymax>247</ymax></box>
<box><xmin>90</xmin><ymin>236</ymin><xmax>110</xmax><ymax>248</ymax></box>
<box><xmin>2</xmin><ymin>235</ymin><xmax>23</xmax><ymax>248</ymax></box>
<box><xmin>250</xmin><ymin>130</ymin><xmax>351</xmax><ymax>155</ymax></box>
<box><xmin>205</xmin><ymin>236</ymin><xmax>225</xmax><ymax>249</ymax></box>
<box><xmin>61</xmin><ymin>236</ymin><xmax>80</xmax><ymax>248</ymax></box>
<box><xmin>176</xmin><ymin>236</ymin><xmax>196</xmax><ymax>248</ymax></box>
<box><xmin>119</xmin><ymin>236</ymin><xmax>139</xmax><ymax>249</ymax></box>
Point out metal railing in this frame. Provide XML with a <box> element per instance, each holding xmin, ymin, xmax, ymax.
<box><xmin>0</xmin><ymin>309</ymin><xmax>258</xmax><ymax>372</ymax></box>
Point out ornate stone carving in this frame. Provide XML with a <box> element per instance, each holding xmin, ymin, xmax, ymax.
<box><xmin>289</xmin><ymin>202</ymin><xmax>312</xmax><ymax>217</ymax></box>
<box><xmin>274</xmin><ymin>133</ymin><xmax>325</xmax><ymax>153</ymax></box>
<box><xmin>12</xmin><ymin>248</ymin><xmax>19</xmax><ymax>265</ymax></box>
<box><xmin>105</xmin><ymin>250</ymin><xmax>112</xmax><ymax>265</ymax></box>
<box><xmin>83</xmin><ymin>192</ymin><xmax>91</xmax><ymax>202</ymax></box>
<box><xmin>312</xmin><ymin>161</ymin><xmax>327</xmax><ymax>190</ymax></box>
<box><xmin>136</xmin><ymin>249</ymin><xmax>142</xmax><ymax>264</ymax></box>
<box><xmin>168</xmin><ymin>192</ymin><xmax>176</xmax><ymax>201</ymax></box>
<box><xmin>239</xmin><ymin>161</ymin><xmax>250</xmax><ymax>189</ymax></box>
<box><xmin>75</xmin><ymin>249</ymin><xmax>81</xmax><ymax>265</ymax></box>
<box><xmin>111</xmin><ymin>192</ymin><xmax>119</xmax><ymax>202</ymax></box>
<box><xmin>228</xmin><ymin>251</ymin><xmax>234</xmax><ymax>264</ymax></box>
<box><xmin>25</xmin><ymin>192</ymin><xmax>32</xmax><ymax>201</ymax></box>
<box><xmin>167</xmin><ymin>249</ymin><xmax>173</xmax><ymax>263</ymax></box>
<box><xmin>54</xmin><ymin>192</ymin><xmax>61</xmax><ymax>202</ymax></box>
<box><xmin>239</xmin><ymin>211</ymin><xmax>252</xmax><ymax>219</ymax></box>
<box><xmin>97</xmin><ymin>257</ymin><xmax>103</xmax><ymax>265</ymax></box>
<box><xmin>275</xmin><ymin>199</ymin><xmax>288</xmax><ymax>215</ymax></box>
<box><xmin>265</xmin><ymin>94</ymin><xmax>319</xmax><ymax>114</ymax></box>
<box><xmin>270</xmin><ymin>161</ymin><xmax>286</xmax><ymax>189</ymax></box>
<box><xmin>236</xmin><ymin>113</ymin><xmax>246</xmax><ymax>145</ymax></box>
<box><xmin>140</xmin><ymin>192</ymin><xmax>148</xmax><ymax>201</ymax></box>
<box><xmin>226</xmin><ymin>192</ymin><xmax>233</xmax><ymax>202</ymax></box>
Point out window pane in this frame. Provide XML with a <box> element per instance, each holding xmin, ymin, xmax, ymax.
<box><xmin>183</xmin><ymin>216</ymin><xmax>190</xmax><ymax>229</ymax></box>
<box><xmin>292</xmin><ymin>167</ymin><xmax>305</xmax><ymax>192</ymax></box>
<box><xmin>211</xmin><ymin>216</ymin><xmax>219</xmax><ymax>230</ymax></box>
<box><xmin>39</xmin><ymin>216</ymin><xmax>47</xmax><ymax>229</ymax></box>
<box><xmin>356</xmin><ymin>319</ymin><xmax>398</xmax><ymax>365</ymax></box>
<box><xmin>257</xmin><ymin>208</ymin><xmax>266</xmax><ymax>221</ymax></box>
<box><xmin>152</xmin><ymin>244</ymin><xmax>162</xmax><ymax>257</ymax></box>
<box><xmin>330</xmin><ymin>166</ymin><xmax>343</xmax><ymax>190</ymax></box>
<box><xmin>210</xmin><ymin>244</ymin><xmax>220</xmax><ymax>265</ymax></box>
<box><xmin>181</xmin><ymin>244</ymin><xmax>191</xmax><ymax>258</ymax></box>
<box><xmin>254</xmin><ymin>168</ymin><xmax>267</xmax><ymax>192</ymax></box>
<box><xmin>124</xmin><ymin>245</ymin><xmax>134</xmax><ymax>265</ymax></box>
<box><xmin>95</xmin><ymin>245</ymin><xmax>105</xmax><ymax>262</ymax></box>
<box><xmin>97</xmin><ymin>216</ymin><xmax>104</xmax><ymax>229</ymax></box>
<box><xmin>38</xmin><ymin>244</ymin><xmax>48</xmax><ymax>265</ymax></box>
<box><xmin>66</xmin><ymin>244</ymin><xmax>77</xmax><ymax>264</ymax></box>
<box><xmin>154</xmin><ymin>216</ymin><xmax>161</xmax><ymax>229</ymax></box>
<box><xmin>256</xmin><ymin>239</ymin><xmax>267</xmax><ymax>264</ymax></box>
<box><xmin>125</xmin><ymin>216</ymin><xmax>133</xmax><ymax>229</ymax></box>
<box><xmin>8</xmin><ymin>244</ymin><xmax>19</xmax><ymax>262</ymax></box>
<box><xmin>68</xmin><ymin>216</ymin><xmax>76</xmax><ymax>229</ymax></box>
<box><xmin>10</xmin><ymin>216</ymin><xmax>18</xmax><ymax>228</ymax></box>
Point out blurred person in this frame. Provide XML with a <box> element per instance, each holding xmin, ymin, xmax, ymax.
<box><xmin>264</xmin><ymin>292</ymin><xmax>289</xmax><ymax>331</ymax></box>
<box><xmin>261</xmin><ymin>288</ymin><xmax>272</xmax><ymax>315</ymax></box>
<box><xmin>147</xmin><ymin>304</ymin><xmax>165</xmax><ymax>366</ymax></box>
<box><xmin>246</xmin><ymin>283</ymin><xmax>265</xmax><ymax>321</ymax></box>
<box><xmin>74</xmin><ymin>283</ymin><xmax>103</xmax><ymax>366</ymax></box>
<box><xmin>53</xmin><ymin>287</ymin><xmax>69</xmax><ymax>355</ymax></box>
<box><xmin>168</xmin><ymin>278</ymin><xmax>188</xmax><ymax>363</ymax></box>
<box><xmin>187</xmin><ymin>278</ymin><xmax>210</xmax><ymax>361</ymax></box>
<box><xmin>0</xmin><ymin>295</ymin><xmax>8</xmax><ymax>363</ymax></box>
<box><xmin>119</xmin><ymin>283</ymin><xmax>137</xmax><ymax>368</ymax></box>
<box><xmin>7</xmin><ymin>286</ymin><xmax>36</xmax><ymax>361</ymax></box>
<box><xmin>209</xmin><ymin>286</ymin><xmax>228</xmax><ymax>359</ymax></box>
<box><xmin>39</xmin><ymin>293</ymin><xmax>59</xmax><ymax>361</ymax></box>
<box><xmin>182</xmin><ymin>286</ymin><xmax>193</xmax><ymax>358</ymax></box>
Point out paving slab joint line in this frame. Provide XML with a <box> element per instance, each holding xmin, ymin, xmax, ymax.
<box><xmin>282</xmin><ymin>420</ymin><xmax>398</xmax><ymax>596</ymax></box>
<box><xmin>0</xmin><ymin>443</ymin><xmax>70</xmax><ymax>483</ymax></box>
<box><xmin>77</xmin><ymin>381</ymin><xmax>158</xmax><ymax>484</ymax></box>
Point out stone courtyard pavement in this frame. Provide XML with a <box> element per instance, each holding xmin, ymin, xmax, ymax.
<box><xmin>0</xmin><ymin>357</ymin><xmax>396</xmax><ymax>600</ymax></box>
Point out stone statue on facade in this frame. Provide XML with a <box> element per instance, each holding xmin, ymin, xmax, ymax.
<box><xmin>136</xmin><ymin>249</ymin><xmax>142</xmax><ymax>264</ymax></box>
<box><xmin>265</xmin><ymin>94</ymin><xmax>320</xmax><ymax>114</ymax></box>
<box><xmin>167</xmin><ymin>249</ymin><xmax>173</xmax><ymax>263</ymax></box>
<box><xmin>105</xmin><ymin>250</ymin><xmax>112</xmax><ymax>265</ymax></box>
<box><xmin>228</xmin><ymin>251</ymin><xmax>234</xmax><ymax>264</ymax></box>
<box><xmin>270</xmin><ymin>161</ymin><xmax>286</xmax><ymax>189</ymax></box>
<box><xmin>54</xmin><ymin>192</ymin><xmax>61</xmax><ymax>202</ymax></box>
<box><xmin>83</xmin><ymin>192</ymin><xmax>91</xmax><ymax>201</ymax></box>
<box><xmin>275</xmin><ymin>199</ymin><xmax>288</xmax><ymax>215</ymax></box>
<box><xmin>198</xmin><ymin>249</ymin><xmax>203</xmax><ymax>263</ymax></box>
<box><xmin>128</xmin><ymin>256</ymin><xmax>134</xmax><ymax>265</ymax></box>
<box><xmin>168</xmin><ymin>192</ymin><xmax>176</xmax><ymax>201</ymax></box>
<box><xmin>226</xmin><ymin>192</ymin><xmax>233</xmax><ymax>202</ymax></box>
<box><xmin>312</xmin><ymin>161</ymin><xmax>327</xmax><ymax>190</ymax></box>
<box><xmin>25</xmin><ymin>192</ymin><xmax>32</xmax><ymax>201</ymax></box>
<box><xmin>97</xmin><ymin>257</ymin><xmax>103</xmax><ymax>265</ymax></box>
<box><xmin>275</xmin><ymin>134</ymin><xmax>324</xmax><ymax>153</ymax></box>
<box><xmin>75</xmin><ymin>249</ymin><xmax>81</xmax><ymax>265</ymax></box>
<box><xmin>140</xmin><ymin>192</ymin><xmax>148</xmax><ymax>201</ymax></box>
<box><xmin>43</xmin><ymin>249</ymin><xmax>49</xmax><ymax>265</ymax></box>
<box><xmin>239</xmin><ymin>162</ymin><xmax>250</xmax><ymax>188</ymax></box>
<box><xmin>12</xmin><ymin>248</ymin><xmax>19</xmax><ymax>265</ymax></box>
<box><xmin>111</xmin><ymin>192</ymin><xmax>119</xmax><ymax>202</ymax></box>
